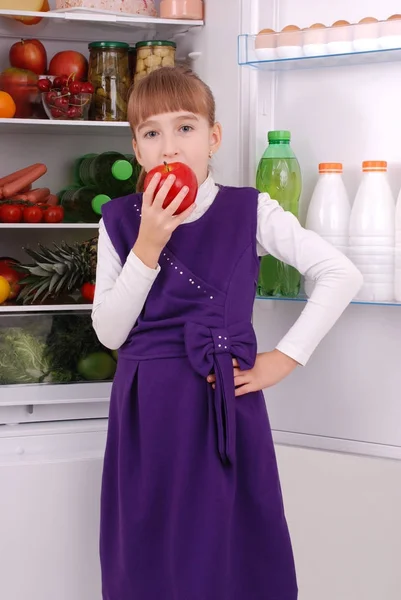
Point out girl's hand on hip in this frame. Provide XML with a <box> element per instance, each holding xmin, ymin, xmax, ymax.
<box><xmin>133</xmin><ymin>173</ymin><xmax>196</xmax><ymax>269</ymax></box>
<box><xmin>207</xmin><ymin>350</ymin><xmax>299</xmax><ymax>396</ymax></box>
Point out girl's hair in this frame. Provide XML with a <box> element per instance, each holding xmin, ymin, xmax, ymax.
<box><xmin>127</xmin><ymin>66</ymin><xmax>216</xmax><ymax>192</ymax></box>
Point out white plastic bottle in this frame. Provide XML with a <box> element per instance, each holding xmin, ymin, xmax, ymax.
<box><xmin>304</xmin><ymin>162</ymin><xmax>351</xmax><ymax>297</ymax></box>
<box><xmin>349</xmin><ymin>161</ymin><xmax>395</xmax><ymax>302</ymax></box>
<box><xmin>394</xmin><ymin>187</ymin><xmax>401</xmax><ymax>301</ymax></box>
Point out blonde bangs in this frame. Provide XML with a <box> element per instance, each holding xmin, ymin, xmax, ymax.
<box><xmin>128</xmin><ymin>66</ymin><xmax>215</xmax><ymax>136</ymax></box>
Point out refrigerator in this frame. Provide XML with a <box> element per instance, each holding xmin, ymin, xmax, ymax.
<box><xmin>1</xmin><ymin>1</ymin><xmax>401</xmax><ymax>599</ymax></box>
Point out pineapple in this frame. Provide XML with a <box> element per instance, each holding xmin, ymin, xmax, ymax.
<box><xmin>18</xmin><ymin>237</ymin><xmax>98</xmax><ymax>304</ymax></box>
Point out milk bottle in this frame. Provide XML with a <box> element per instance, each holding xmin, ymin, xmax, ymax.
<box><xmin>305</xmin><ymin>163</ymin><xmax>350</xmax><ymax>296</ymax></box>
<box><xmin>349</xmin><ymin>161</ymin><xmax>395</xmax><ymax>302</ymax></box>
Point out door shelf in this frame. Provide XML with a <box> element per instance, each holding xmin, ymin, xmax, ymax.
<box><xmin>238</xmin><ymin>34</ymin><xmax>401</xmax><ymax>71</ymax></box>
<box><xmin>256</xmin><ymin>295</ymin><xmax>401</xmax><ymax>307</ymax></box>
<box><xmin>0</xmin><ymin>8</ymin><xmax>203</xmax><ymax>42</ymax></box>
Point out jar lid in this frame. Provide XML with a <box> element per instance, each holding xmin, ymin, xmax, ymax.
<box><xmin>268</xmin><ymin>130</ymin><xmax>291</xmax><ymax>142</ymax></box>
<box><xmin>135</xmin><ymin>40</ymin><xmax>176</xmax><ymax>48</ymax></box>
<box><xmin>88</xmin><ymin>41</ymin><xmax>130</xmax><ymax>49</ymax></box>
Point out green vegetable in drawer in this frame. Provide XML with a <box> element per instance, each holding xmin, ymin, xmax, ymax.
<box><xmin>0</xmin><ymin>328</ymin><xmax>71</xmax><ymax>384</ymax></box>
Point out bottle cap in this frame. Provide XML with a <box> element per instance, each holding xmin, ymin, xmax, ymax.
<box><xmin>319</xmin><ymin>162</ymin><xmax>343</xmax><ymax>173</ymax></box>
<box><xmin>112</xmin><ymin>160</ymin><xmax>133</xmax><ymax>181</ymax></box>
<box><xmin>268</xmin><ymin>130</ymin><xmax>291</xmax><ymax>142</ymax></box>
<box><xmin>92</xmin><ymin>194</ymin><xmax>111</xmax><ymax>215</ymax></box>
<box><xmin>362</xmin><ymin>161</ymin><xmax>387</xmax><ymax>172</ymax></box>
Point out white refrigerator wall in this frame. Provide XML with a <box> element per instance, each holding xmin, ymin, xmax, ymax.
<box><xmin>252</xmin><ymin>1</ymin><xmax>401</xmax><ymax>599</ymax></box>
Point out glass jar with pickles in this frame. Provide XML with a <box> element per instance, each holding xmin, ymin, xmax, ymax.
<box><xmin>88</xmin><ymin>41</ymin><xmax>130</xmax><ymax>122</ymax></box>
<box><xmin>128</xmin><ymin>46</ymin><xmax>137</xmax><ymax>83</ymax></box>
<box><xmin>134</xmin><ymin>41</ymin><xmax>176</xmax><ymax>85</ymax></box>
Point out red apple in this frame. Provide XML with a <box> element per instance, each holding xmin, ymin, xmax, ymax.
<box><xmin>0</xmin><ymin>258</ymin><xmax>24</xmax><ymax>300</ymax></box>
<box><xmin>48</xmin><ymin>51</ymin><xmax>88</xmax><ymax>82</ymax></box>
<box><xmin>0</xmin><ymin>68</ymin><xmax>38</xmax><ymax>118</ymax></box>
<box><xmin>10</xmin><ymin>39</ymin><xmax>47</xmax><ymax>76</ymax></box>
<box><xmin>11</xmin><ymin>0</ymin><xmax>50</xmax><ymax>26</ymax></box>
<box><xmin>144</xmin><ymin>162</ymin><xmax>198</xmax><ymax>215</ymax></box>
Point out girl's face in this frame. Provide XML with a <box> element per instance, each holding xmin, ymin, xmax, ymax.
<box><xmin>132</xmin><ymin>111</ymin><xmax>222</xmax><ymax>186</ymax></box>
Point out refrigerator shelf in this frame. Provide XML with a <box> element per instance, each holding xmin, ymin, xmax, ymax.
<box><xmin>0</xmin><ymin>118</ymin><xmax>130</xmax><ymax>136</ymax></box>
<box><xmin>0</xmin><ymin>223</ymin><xmax>99</xmax><ymax>229</ymax></box>
<box><xmin>0</xmin><ymin>9</ymin><xmax>203</xmax><ymax>42</ymax></box>
<box><xmin>256</xmin><ymin>295</ymin><xmax>401</xmax><ymax>307</ymax></box>
<box><xmin>238</xmin><ymin>34</ymin><xmax>401</xmax><ymax>71</ymax></box>
<box><xmin>0</xmin><ymin>304</ymin><xmax>92</xmax><ymax>313</ymax></box>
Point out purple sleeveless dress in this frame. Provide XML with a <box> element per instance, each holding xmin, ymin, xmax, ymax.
<box><xmin>100</xmin><ymin>186</ymin><xmax>298</xmax><ymax>600</ymax></box>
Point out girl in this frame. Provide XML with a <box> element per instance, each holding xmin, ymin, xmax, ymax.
<box><xmin>92</xmin><ymin>66</ymin><xmax>362</xmax><ymax>600</ymax></box>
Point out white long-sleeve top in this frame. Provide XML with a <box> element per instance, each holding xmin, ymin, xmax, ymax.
<box><xmin>92</xmin><ymin>175</ymin><xmax>363</xmax><ymax>364</ymax></box>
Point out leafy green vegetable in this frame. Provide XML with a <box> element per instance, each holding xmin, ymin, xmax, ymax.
<box><xmin>44</xmin><ymin>314</ymin><xmax>104</xmax><ymax>379</ymax></box>
<box><xmin>0</xmin><ymin>328</ymin><xmax>72</xmax><ymax>385</ymax></box>
<box><xmin>0</xmin><ymin>314</ymin><xmax>109</xmax><ymax>386</ymax></box>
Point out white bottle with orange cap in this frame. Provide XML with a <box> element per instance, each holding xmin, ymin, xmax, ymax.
<box><xmin>304</xmin><ymin>162</ymin><xmax>350</xmax><ymax>296</ymax></box>
<box><xmin>349</xmin><ymin>160</ymin><xmax>395</xmax><ymax>302</ymax></box>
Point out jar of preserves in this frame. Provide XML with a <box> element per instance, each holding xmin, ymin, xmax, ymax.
<box><xmin>134</xmin><ymin>41</ymin><xmax>176</xmax><ymax>84</ymax></box>
<box><xmin>160</xmin><ymin>0</ymin><xmax>203</xmax><ymax>20</ymax></box>
<box><xmin>128</xmin><ymin>46</ymin><xmax>137</xmax><ymax>83</ymax></box>
<box><xmin>88</xmin><ymin>41</ymin><xmax>130</xmax><ymax>121</ymax></box>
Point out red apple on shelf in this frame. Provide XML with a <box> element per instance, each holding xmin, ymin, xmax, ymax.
<box><xmin>9</xmin><ymin>39</ymin><xmax>47</xmax><ymax>76</ymax></box>
<box><xmin>0</xmin><ymin>68</ymin><xmax>38</xmax><ymax>118</ymax></box>
<box><xmin>144</xmin><ymin>162</ymin><xmax>198</xmax><ymax>215</ymax></box>
<box><xmin>48</xmin><ymin>51</ymin><xmax>88</xmax><ymax>82</ymax></box>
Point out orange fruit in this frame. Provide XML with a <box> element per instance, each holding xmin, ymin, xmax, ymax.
<box><xmin>0</xmin><ymin>91</ymin><xmax>17</xmax><ymax>118</ymax></box>
<box><xmin>0</xmin><ymin>276</ymin><xmax>11</xmax><ymax>304</ymax></box>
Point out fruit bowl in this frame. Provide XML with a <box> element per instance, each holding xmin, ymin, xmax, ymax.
<box><xmin>42</xmin><ymin>90</ymin><xmax>92</xmax><ymax>121</ymax></box>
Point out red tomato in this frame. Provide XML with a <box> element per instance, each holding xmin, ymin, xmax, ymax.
<box><xmin>43</xmin><ymin>205</ymin><xmax>64</xmax><ymax>223</ymax></box>
<box><xmin>143</xmin><ymin>162</ymin><xmax>198</xmax><ymax>215</ymax></box>
<box><xmin>81</xmin><ymin>282</ymin><xmax>95</xmax><ymax>302</ymax></box>
<box><xmin>23</xmin><ymin>205</ymin><xmax>43</xmax><ymax>223</ymax></box>
<box><xmin>0</xmin><ymin>204</ymin><xmax>23</xmax><ymax>223</ymax></box>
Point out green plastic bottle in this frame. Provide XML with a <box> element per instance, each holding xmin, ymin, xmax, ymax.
<box><xmin>113</xmin><ymin>156</ymin><xmax>142</xmax><ymax>195</ymax></box>
<box><xmin>74</xmin><ymin>153</ymin><xmax>98</xmax><ymax>185</ymax></box>
<box><xmin>78</xmin><ymin>152</ymin><xmax>140</xmax><ymax>196</ymax></box>
<box><xmin>256</xmin><ymin>130</ymin><xmax>302</xmax><ymax>297</ymax></box>
<box><xmin>61</xmin><ymin>187</ymin><xmax>102</xmax><ymax>223</ymax></box>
